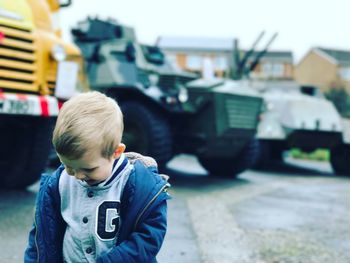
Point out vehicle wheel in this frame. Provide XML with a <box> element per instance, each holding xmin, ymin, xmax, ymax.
<box><xmin>269</xmin><ymin>142</ymin><xmax>284</xmax><ymax>161</ymax></box>
<box><xmin>330</xmin><ymin>144</ymin><xmax>350</xmax><ymax>175</ymax></box>
<box><xmin>199</xmin><ymin>138</ymin><xmax>260</xmax><ymax>177</ymax></box>
<box><xmin>0</xmin><ymin>116</ymin><xmax>55</xmax><ymax>189</ymax></box>
<box><xmin>253</xmin><ymin>140</ymin><xmax>285</xmax><ymax>169</ymax></box>
<box><xmin>252</xmin><ymin>140</ymin><xmax>271</xmax><ymax>169</ymax></box>
<box><xmin>121</xmin><ymin>102</ymin><xmax>173</xmax><ymax>168</ymax></box>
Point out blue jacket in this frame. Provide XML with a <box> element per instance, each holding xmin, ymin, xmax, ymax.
<box><xmin>24</xmin><ymin>160</ymin><xmax>170</xmax><ymax>263</ymax></box>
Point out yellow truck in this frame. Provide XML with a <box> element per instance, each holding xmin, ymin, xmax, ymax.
<box><xmin>0</xmin><ymin>0</ymin><xmax>85</xmax><ymax>188</ymax></box>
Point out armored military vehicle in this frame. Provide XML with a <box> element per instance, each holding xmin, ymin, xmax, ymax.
<box><xmin>232</xmin><ymin>33</ymin><xmax>350</xmax><ymax>175</ymax></box>
<box><xmin>71</xmin><ymin>17</ymin><xmax>263</xmax><ymax>177</ymax></box>
<box><xmin>252</xmin><ymin>81</ymin><xmax>345</xmax><ymax>169</ymax></box>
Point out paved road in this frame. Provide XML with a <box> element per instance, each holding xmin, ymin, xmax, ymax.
<box><xmin>1</xmin><ymin>155</ymin><xmax>350</xmax><ymax>263</ymax></box>
<box><xmin>163</xmin><ymin>156</ymin><xmax>350</xmax><ymax>263</ymax></box>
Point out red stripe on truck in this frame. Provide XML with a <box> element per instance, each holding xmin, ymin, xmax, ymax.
<box><xmin>39</xmin><ymin>96</ymin><xmax>49</xmax><ymax>117</ymax></box>
<box><xmin>16</xmin><ymin>94</ymin><xmax>27</xmax><ymax>101</ymax></box>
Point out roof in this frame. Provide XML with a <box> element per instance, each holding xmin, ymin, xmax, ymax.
<box><xmin>157</xmin><ymin>36</ymin><xmax>235</xmax><ymax>52</ymax></box>
<box><xmin>157</xmin><ymin>36</ymin><xmax>294</xmax><ymax>64</ymax></box>
<box><xmin>247</xmin><ymin>51</ymin><xmax>294</xmax><ymax>63</ymax></box>
<box><xmin>316</xmin><ymin>47</ymin><xmax>350</xmax><ymax>66</ymax></box>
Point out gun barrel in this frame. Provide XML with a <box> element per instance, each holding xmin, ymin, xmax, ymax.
<box><xmin>249</xmin><ymin>32</ymin><xmax>278</xmax><ymax>72</ymax></box>
<box><xmin>236</xmin><ymin>31</ymin><xmax>265</xmax><ymax>76</ymax></box>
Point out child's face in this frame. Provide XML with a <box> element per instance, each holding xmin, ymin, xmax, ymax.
<box><xmin>58</xmin><ymin>144</ymin><xmax>125</xmax><ymax>186</ymax></box>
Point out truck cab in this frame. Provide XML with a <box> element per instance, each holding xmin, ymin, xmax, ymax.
<box><xmin>0</xmin><ymin>0</ymin><xmax>85</xmax><ymax>188</ymax></box>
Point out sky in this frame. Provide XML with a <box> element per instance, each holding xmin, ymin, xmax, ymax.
<box><xmin>59</xmin><ymin>0</ymin><xmax>350</xmax><ymax>64</ymax></box>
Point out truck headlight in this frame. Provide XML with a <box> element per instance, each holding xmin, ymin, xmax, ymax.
<box><xmin>51</xmin><ymin>44</ymin><xmax>66</xmax><ymax>61</ymax></box>
<box><xmin>178</xmin><ymin>86</ymin><xmax>188</xmax><ymax>103</ymax></box>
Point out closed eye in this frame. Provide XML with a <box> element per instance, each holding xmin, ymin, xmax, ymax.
<box><xmin>81</xmin><ymin>167</ymin><xmax>97</xmax><ymax>173</ymax></box>
<box><xmin>63</xmin><ymin>164</ymin><xmax>97</xmax><ymax>173</ymax></box>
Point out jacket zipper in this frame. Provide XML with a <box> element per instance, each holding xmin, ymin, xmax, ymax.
<box><xmin>133</xmin><ymin>183</ymin><xmax>170</xmax><ymax>230</ymax></box>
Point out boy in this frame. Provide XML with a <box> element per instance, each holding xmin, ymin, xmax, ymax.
<box><xmin>24</xmin><ymin>91</ymin><xmax>170</xmax><ymax>263</ymax></box>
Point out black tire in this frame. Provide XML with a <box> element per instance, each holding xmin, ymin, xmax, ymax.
<box><xmin>330</xmin><ymin>144</ymin><xmax>350</xmax><ymax>175</ymax></box>
<box><xmin>199</xmin><ymin>138</ymin><xmax>260</xmax><ymax>177</ymax></box>
<box><xmin>121</xmin><ymin>102</ymin><xmax>173</xmax><ymax>168</ymax></box>
<box><xmin>270</xmin><ymin>142</ymin><xmax>285</xmax><ymax>161</ymax></box>
<box><xmin>253</xmin><ymin>140</ymin><xmax>284</xmax><ymax>169</ymax></box>
<box><xmin>253</xmin><ymin>140</ymin><xmax>271</xmax><ymax>169</ymax></box>
<box><xmin>0</xmin><ymin>116</ymin><xmax>55</xmax><ymax>189</ymax></box>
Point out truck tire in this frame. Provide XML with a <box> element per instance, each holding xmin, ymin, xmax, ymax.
<box><xmin>121</xmin><ymin>102</ymin><xmax>173</xmax><ymax>169</ymax></box>
<box><xmin>199</xmin><ymin>138</ymin><xmax>260</xmax><ymax>177</ymax></box>
<box><xmin>252</xmin><ymin>140</ymin><xmax>271</xmax><ymax>169</ymax></box>
<box><xmin>330</xmin><ymin>144</ymin><xmax>350</xmax><ymax>175</ymax></box>
<box><xmin>0</xmin><ymin>116</ymin><xmax>54</xmax><ymax>189</ymax></box>
<box><xmin>253</xmin><ymin>140</ymin><xmax>284</xmax><ymax>169</ymax></box>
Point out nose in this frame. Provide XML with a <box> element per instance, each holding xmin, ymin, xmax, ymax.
<box><xmin>67</xmin><ymin>168</ymin><xmax>86</xmax><ymax>180</ymax></box>
<box><xmin>74</xmin><ymin>170</ymin><xmax>86</xmax><ymax>180</ymax></box>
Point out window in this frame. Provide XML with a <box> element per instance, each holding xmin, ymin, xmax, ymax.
<box><xmin>214</xmin><ymin>56</ymin><xmax>228</xmax><ymax>70</ymax></box>
<box><xmin>166</xmin><ymin>54</ymin><xmax>179</xmax><ymax>69</ymax></box>
<box><xmin>262</xmin><ymin>63</ymin><xmax>284</xmax><ymax>78</ymax></box>
<box><xmin>186</xmin><ymin>55</ymin><xmax>202</xmax><ymax>70</ymax></box>
<box><xmin>272</xmin><ymin>64</ymin><xmax>284</xmax><ymax>77</ymax></box>
<box><xmin>262</xmin><ymin>63</ymin><xmax>272</xmax><ymax>75</ymax></box>
<box><xmin>339</xmin><ymin>67</ymin><xmax>350</xmax><ymax>81</ymax></box>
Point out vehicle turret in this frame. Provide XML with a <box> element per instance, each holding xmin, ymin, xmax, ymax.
<box><xmin>72</xmin><ymin>17</ymin><xmax>136</xmax><ymax>42</ymax></box>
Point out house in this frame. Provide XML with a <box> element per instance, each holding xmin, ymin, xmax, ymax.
<box><xmin>247</xmin><ymin>51</ymin><xmax>294</xmax><ymax>80</ymax></box>
<box><xmin>156</xmin><ymin>36</ymin><xmax>294</xmax><ymax>80</ymax></box>
<box><xmin>295</xmin><ymin>47</ymin><xmax>350</xmax><ymax>92</ymax></box>
<box><xmin>156</xmin><ymin>36</ymin><xmax>234</xmax><ymax>77</ymax></box>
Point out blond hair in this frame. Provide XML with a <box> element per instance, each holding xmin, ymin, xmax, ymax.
<box><xmin>52</xmin><ymin>91</ymin><xmax>123</xmax><ymax>159</ymax></box>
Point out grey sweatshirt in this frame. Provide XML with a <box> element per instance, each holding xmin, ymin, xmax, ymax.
<box><xmin>59</xmin><ymin>154</ymin><xmax>132</xmax><ymax>263</ymax></box>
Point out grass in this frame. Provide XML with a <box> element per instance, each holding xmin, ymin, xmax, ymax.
<box><xmin>289</xmin><ymin>148</ymin><xmax>330</xmax><ymax>162</ymax></box>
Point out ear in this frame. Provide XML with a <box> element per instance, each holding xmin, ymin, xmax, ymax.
<box><xmin>113</xmin><ymin>143</ymin><xmax>126</xmax><ymax>159</ymax></box>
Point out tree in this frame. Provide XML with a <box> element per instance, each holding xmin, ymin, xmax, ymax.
<box><xmin>325</xmin><ymin>87</ymin><xmax>350</xmax><ymax>118</ymax></box>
